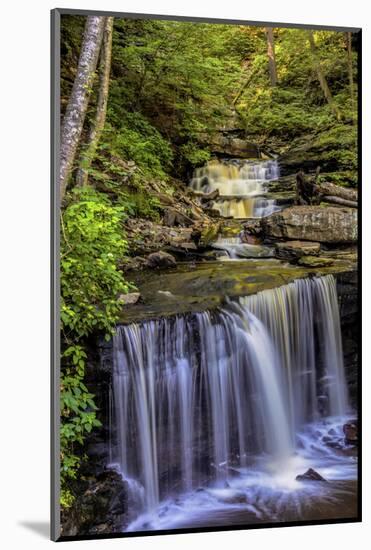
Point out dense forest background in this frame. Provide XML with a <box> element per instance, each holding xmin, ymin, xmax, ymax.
<box><xmin>59</xmin><ymin>15</ymin><xmax>358</xmax><ymax>508</ymax></box>
<box><xmin>61</xmin><ymin>17</ymin><xmax>358</xmax><ymax>186</ymax></box>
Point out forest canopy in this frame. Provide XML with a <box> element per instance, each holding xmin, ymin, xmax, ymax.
<box><xmin>61</xmin><ymin>17</ymin><xmax>358</xmax><ymax>185</ymax></box>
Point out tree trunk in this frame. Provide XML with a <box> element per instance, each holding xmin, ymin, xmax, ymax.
<box><xmin>307</xmin><ymin>31</ymin><xmax>341</xmax><ymax>120</ymax></box>
<box><xmin>266</xmin><ymin>27</ymin><xmax>277</xmax><ymax>86</ymax></box>
<box><xmin>76</xmin><ymin>17</ymin><xmax>114</xmax><ymax>187</ymax></box>
<box><xmin>296</xmin><ymin>170</ymin><xmax>318</xmax><ymax>205</ymax></box>
<box><xmin>59</xmin><ymin>16</ymin><xmax>105</xmax><ymax>200</ymax></box>
<box><xmin>346</xmin><ymin>32</ymin><xmax>356</xmax><ymax>120</ymax></box>
<box><xmin>322</xmin><ymin>196</ymin><xmax>358</xmax><ymax>208</ymax></box>
<box><xmin>232</xmin><ymin>66</ymin><xmax>258</xmax><ymax>106</ymax></box>
<box><xmin>316</xmin><ymin>180</ymin><xmax>358</xmax><ymax>202</ymax></box>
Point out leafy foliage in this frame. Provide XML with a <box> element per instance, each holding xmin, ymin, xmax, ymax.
<box><xmin>238</xmin><ymin>29</ymin><xmax>357</xmax><ymax>139</ymax></box>
<box><xmin>60</xmin><ymin>187</ymin><xmax>131</xmax><ymax>506</ymax></box>
<box><xmin>106</xmin><ymin>19</ymin><xmax>245</xmax><ymax>176</ymax></box>
<box><xmin>61</xmin><ymin>187</ymin><xmax>131</xmax><ymax>338</ymax></box>
<box><xmin>101</xmin><ymin>113</ymin><xmax>173</xmax><ymax>180</ymax></box>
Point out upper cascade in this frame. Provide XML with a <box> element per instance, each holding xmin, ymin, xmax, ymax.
<box><xmin>190</xmin><ymin>158</ymin><xmax>280</xmax><ymax>219</ymax></box>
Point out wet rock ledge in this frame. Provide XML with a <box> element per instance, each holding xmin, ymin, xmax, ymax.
<box><xmin>117</xmin><ymin>257</ymin><xmax>357</xmax><ymax>324</ymax></box>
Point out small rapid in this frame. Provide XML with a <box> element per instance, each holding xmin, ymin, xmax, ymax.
<box><xmin>212</xmin><ymin>236</ymin><xmax>275</xmax><ymax>259</ymax></box>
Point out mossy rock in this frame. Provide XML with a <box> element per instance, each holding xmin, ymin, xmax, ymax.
<box><xmin>118</xmin><ymin>257</ymin><xmax>355</xmax><ymax>323</ymax></box>
<box><xmin>220</xmin><ymin>224</ymin><xmax>242</xmax><ymax>237</ymax></box>
<box><xmin>279</xmin><ymin>126</ymin><xmax>357</xmax><ymax>179</ymax></box>
<box><xmin>199</xmin><ymin>223</ymin><xmax>221</xmax><ymax>246</ymax></box>
<box><xmin>298</xmin><ymin>255</ymin><xmax>334</xmax><ymax>267</ymax></box>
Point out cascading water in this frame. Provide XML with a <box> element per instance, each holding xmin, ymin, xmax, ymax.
<box><xmin>212</xmin><ymin>236</ymin><xmax>275</xmax><ymax>259</ymax></box>
<box><xmin>111</xmin><ymin>274</ymin><xmax>355</xmax><ymax>531</ymax></box>
<box><xmin>190</xmin><ymin>158</ymin><xmax>280</xmax><ymax>219</ymax></box>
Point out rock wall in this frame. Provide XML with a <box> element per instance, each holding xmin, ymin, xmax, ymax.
<box><xmin>61</xmin><ymin>338</ymin><xmax>130</xmax><ymax>537</ymax></box>
<box><xmin>336</xmin><ymin>271</ymin><xmax>359</xmax><ymax>407</ymax></box>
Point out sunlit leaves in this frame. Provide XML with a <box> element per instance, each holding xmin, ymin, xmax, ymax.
<box><xmin>61</xmin><ymin>187</ymin><xmax>131</xmax><ymax>339</ymax></box>
<box><xmin>60</xmin><ymin>187</ymin><xmax>131</xmax><ymax>507</ymax></box>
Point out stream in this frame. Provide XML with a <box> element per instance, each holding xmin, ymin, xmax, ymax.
<box><xmin>106</xmin><ymin>158</ymin><xmax>357</xmax><ymax>532</ymax></box>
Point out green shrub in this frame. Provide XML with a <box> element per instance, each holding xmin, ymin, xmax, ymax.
<box><xmin>60</xmin><ymin>187</ymin><xmax>132</xmax><ymax>507</ymax></box>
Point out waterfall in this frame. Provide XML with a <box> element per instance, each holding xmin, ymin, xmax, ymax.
<box><xmin>111</xmin><ymin>274</ymin><xmax>350</xmax><ymax>523</ymax></box>
<box><xmin>190</xmin><ymin>159</ymin><xmax>280</xmax><ymax>218</ymax></box>
<box><xmin>241</xmin><ymin>275</ymin><xmax>349</xmax><ymax>432</ymax></box>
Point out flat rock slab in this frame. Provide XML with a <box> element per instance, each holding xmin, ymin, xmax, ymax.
<box><xmin>275</xmin><ymin>240</ymin><xmax>321</xmax><ymax>260</ymax></box>
<box><xmin>118</xmin><ymin>257</ymin><xmax>356</xmax><ymax>323</ymax></box>
<box><xmin>298</xmin><ymin>255</ymin><xmax>334</xmax><ymax>268</ymax></box>
<box><xmin>262</xmin><ymin>206</ymin><xmax>357</xmax><ymax>243</ymax></box>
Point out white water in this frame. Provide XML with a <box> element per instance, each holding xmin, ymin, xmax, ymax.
<box><xmin>212</xmin><ymin>236</ymin><xmax>275</xmax><ymax>259</ymax></box>
<box><xmin>190</xmin><ymin>159</ymin><xmax>281</xmax><ymax>218</ymax></box>
<box><xmin>111</xmin><ymin>275</ymin><xmax>355</xmax><ymax>531</ymax></box>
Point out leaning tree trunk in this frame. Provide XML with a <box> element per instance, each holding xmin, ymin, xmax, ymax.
<box><xmin>232</xmin><ymin>66</ymin><xmax>258</xmax><ymax>107</ymax></box>
<box><xmin>59</xmin><ymin>16</ymin><xmax>105</xmax><ymax>200</ymax></box>
<box><xmin>76</xmin><ymin>17</ymin><xmax>114</xmax><ymax>187</ymax></box>
<box><xmin>307</xmin><ymin>31</ymin><xmax>341</xmax><ymax>121</ymax></box>
<box><xmin>266</xmin><ymin>27</ymin><xmax>277</xmax><ymax>86</ymax></box>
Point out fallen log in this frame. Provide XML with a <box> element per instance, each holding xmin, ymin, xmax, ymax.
<box><xmin>296</xmin><ymin>170</ymin><xmax>358</xmax><ymax>206</ymax></box>
<box><xmin>322</xmin><ymin>195</ymin><xmax>358</xmax><ymax>208</ymax></box>
<box><xmin>316</xmin><ymin>181</ymin><xmax>358</xmax><ymax>202</ymax></box>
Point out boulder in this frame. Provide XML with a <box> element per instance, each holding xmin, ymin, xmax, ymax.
<box><xmin>168</xmin><ymin>240</ymin><xmax>198</xmax><ymax>252</ymax></box>
<box><xmin>121</xmin><ymin>256</ymin><xmax>147</xmax><ymax>272</ymax></box>
<box><xmin>207</xmin><ymin>134</ymin><xmax>260</xmax><ymax>158</ymax></box>
<box><xmin>241</xmin><ymin>234</ymin><xmax>261</xmax><ymax>245</ymax></box>
<box><xmin>146</xmin><ymin>251</ymin><xmax>177</xmax><ymax>269</ymax></box>
<box><xmin>275</xmin><ymin>240</ymin><xmax>321</xmax><ymax>260</ymax></box>
<box><xmin>61</xmin><ymin>470</ymin><xmax>129</xmax><ymax>536</ymax></box>
<box><xmin>163</xmin><ymin>207</ymin><xmax>194</xmax><ymax>227</ymax></box>
<box><xmin>118</xmin><ymin>292</ymin><xmax>141</xmax><ymax>305</ymax></box>
<box><xmin>262</xmin><ymin>206</ymin><xmax>357</xmax><ymax>243</ymax></box>
<box><xmin>242</xmin><ymin>219</ymin><xmax>263</xmax><ymax>238</ymax></box>
<box><xmin>343</xmin><ymin>420</ymin><xmax>358</xmax><ymax>445</ymax></box>
<box><xmin>154</xmin><ymin>192</ymin><xmax>175</xmax><ymax>206</ymax></box>
<box><xmin>177</xmin><ymin>242</ymin><xmax>198</xmax><ymax>250</ymax></box>
<box><xmin>296</xmin><ymin>468</ymin><xmax>327</xmax><ymax>482</ymax></box>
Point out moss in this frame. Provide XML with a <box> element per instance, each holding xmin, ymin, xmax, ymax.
<box><xmin>118</xmin><ymin>258</ymin><xmax>356</xmax><ymax>323</ymax></box>
<box><xmin>219</xmin><ymin>223</ymin><xmax>242</xmax><ymax>237</ymax></box>
<box><xmin>199</xmin><ymin>223</ymin><xmax>221</xmax><ymax>247</ymax></box>
<box><xmin>297</xmin><ymin>256</ymin><xmax>335</xmax><ymax>267</ymax></box>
